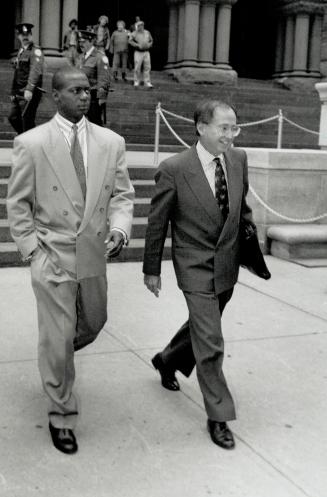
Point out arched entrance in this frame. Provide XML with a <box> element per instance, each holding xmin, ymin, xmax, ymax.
<box><xmin>230</xmin><ymin>0</ymin><xmax>276</xmax><ymax>79</ymax></box>
<box><xmin>78</xmin><ymin>0</ymin><xmax>169</xmax><ymax>70</ymax></box>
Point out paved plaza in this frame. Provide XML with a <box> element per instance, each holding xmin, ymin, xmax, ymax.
<box><xmin>0</xmin><ymin>256</ymin><xmax>326</xmax><ymax>497</ymax></box>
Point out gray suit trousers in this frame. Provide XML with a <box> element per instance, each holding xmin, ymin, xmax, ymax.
<box><xmin>31</xmin><ymin>249</ymin><xmax>107</xmax><ymax>429</ymax></box>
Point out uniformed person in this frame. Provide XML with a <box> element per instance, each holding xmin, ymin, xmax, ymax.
<box><xmin>9</xmin><ymin>23</ymin><xmax>44</xmax><ymax>134</ymax></box>
<box><xmin>78</xmin><ymin>30</ymin><xmax>110</xmax><ymax>126</ymax></box>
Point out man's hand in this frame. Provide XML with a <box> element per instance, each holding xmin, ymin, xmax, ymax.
<box><xmin>144</xmin><ymin>274</ymin><xmax>161</xmax><ymax>298</ymax></box>
<box><xmin>105</xmin><ymin>230</ymin><xmax>124</xmax><ymax>258</ymax></box>
<box><xmin>24</xmin><ymin>90</ymin><xmax>33</xmax><ymax>101</ymax></box>
<box><xmin>98</xmin><ymin>98</ymin><xmax>107</xmax><ymax>106</ymax></box>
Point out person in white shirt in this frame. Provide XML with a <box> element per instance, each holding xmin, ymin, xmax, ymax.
<box><xmin>7</xmin><ymin>67</ymin><xmax>134</xmax><ymax>455</ymax></box>
<box><xmin>129</xmin><ymin>21</ymin><xmax>154</xmax><ymax>88</ymax></box>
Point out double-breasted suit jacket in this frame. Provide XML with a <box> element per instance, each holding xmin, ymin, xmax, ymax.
<box><xmin>143</xmin><ymin>144</ymin><xmax>253</xmax><ymax>294</ymax></box>
<box><xmin>7</xmin><ymin>117</ymin><xmax>134</xmax><ymax>279</ymax></box>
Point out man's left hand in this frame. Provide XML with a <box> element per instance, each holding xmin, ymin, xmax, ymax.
<box><xmin>105</xmin><ymin>230</ymin><xmax>124</xmax><ymax>258</ymax></box>
<box><xmin>24</xmin><ymin>90</ymin><xmax>33</xmax><ymax>101</ymax></box>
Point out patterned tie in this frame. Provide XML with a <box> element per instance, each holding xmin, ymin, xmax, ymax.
<box><xmin>70</xmin><ymin>124</ymin><xmax>87</xmax><ymax>200</ymax></box>
<box><xmin>214</xmin><ymin>157</ymin><xmax>229</xmax><ymax>221</ymax></box>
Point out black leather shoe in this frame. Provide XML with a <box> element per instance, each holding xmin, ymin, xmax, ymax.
<box><xmin>49</xmin><ymin>422</ymin><xmax>78</xmax><ymax>454</ymax></box>
<box><xmin>207</xmin><ymin>420</ymin><xmax>235</xmax><ymax>450</ymax></box>
<box><xmin>151</xmin><ymin>353</ymin><xmax>180</xmax><ymax>391</ymax></box>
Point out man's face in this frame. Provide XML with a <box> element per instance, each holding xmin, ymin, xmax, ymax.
<box><xmin>117</xmin><ymin>23</ymin><xmax>124</xmax><ymax>31</ymax></box>
<box><xmin>197</xmin><ymin>107</ymin><xmax>238</xmax><ymax>156</ymax></box>
<box><xmin>137</xmin><ymin>23</ymin><xmax>144</xmax><ymax>32</ymax></box>
<box><xmin>53</xmin><ymin>73</ymin><xmax>91</xmax><ymax>123</ymax></box>
<box><xmin>79</xmin><ymin>38</ymin><xmax>92</xmax><ymax>53</ymax></box>
<box><xmin>18</xmin><ymin>32</ymin><xmax>32</xmax><ymax>46</ymax></box>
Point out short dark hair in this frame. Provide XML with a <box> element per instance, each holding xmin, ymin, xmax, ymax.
<box><xmin>194</xmin><ymin>100</ymin><xmax>237</xmax><ymax>136</ymax></box>
<box><xmin>52</xmin><ymin>67</ymin><xmax>87</xmax><ymax>91</ymax></box>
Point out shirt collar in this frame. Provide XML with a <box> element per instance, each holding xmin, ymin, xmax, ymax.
<box><xmin>196</xmin><ymin>141</ymin><xmax>223</xmax><ymax>167</ymax></box>
<box><xmin>85</xmin><ymin>46</ymin><xmax>95</xmax><ymax>59</ymax></box>
<box><xmin>55</xmin><ymin>112</ymin><xmax>86</xmax><ymax>133</ymax></box>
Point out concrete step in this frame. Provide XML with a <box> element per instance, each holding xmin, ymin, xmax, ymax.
<box><xmin>267</xmin><ymin>224</ymin><xmax>327</xmax><ymax>260</ymax></box>
<box><xmin>0</xmin><ymin>179</ymin><xmax>8</xmax><ymax>198</ymax></box>
<box><xmin>134</xmin><ymin>198</ymin><xmax>151</xmax><ymax>217</ymax></box>
<box><xmin>0</xmin><ymin>199</ymin><xmax>6</xmax><ymax>218</ymax></box>
<box><xmin>132</xmin><ymin>179</ymin><xmax>155</xmax><ymax>197</ymax></box>
<box><xmin>0</xmin><ymin>219</ymin><xmax>10</xmax><ymax>242</ymax></box>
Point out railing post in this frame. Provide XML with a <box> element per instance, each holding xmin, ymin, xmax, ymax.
<box><xmin>154</xmin><ymin>102</ymin><xmax>161</xmax><ymax>166</ymax></box>
<box><xmin>277</xmin><ymin>109</ymin><xmax>283</xmax><ymax>149</ymax></box>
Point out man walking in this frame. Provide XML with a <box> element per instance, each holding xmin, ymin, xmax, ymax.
<box><xmin>7</xmin><ymin>67</ymin><xmax>134</xmax><ymax>454</ymax></box>
<box><xmin>143</xmin><ymin>100</ymin><xmax>253</xmax><ymax>450</ymax></box>
<box><xmin>9</xmin><ymin>23</ymin><xmax>44</xmax><ymax>134</ymax></box>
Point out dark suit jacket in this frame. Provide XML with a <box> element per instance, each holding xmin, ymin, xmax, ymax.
<box><xmin>143</xmin><ymin>144</ymin><xmax>253</xmax><ymax>294</ymax></box>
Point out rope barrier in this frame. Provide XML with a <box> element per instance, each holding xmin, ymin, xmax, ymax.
<box><xmin>282</xmin><ymin>116</ymin><xmax>319</xmax><ymax>135</ymax></box>
<box><xmin>155</xmin><ymin>103</ymin><xmax>327</xmax><ymax>223</ymax></box>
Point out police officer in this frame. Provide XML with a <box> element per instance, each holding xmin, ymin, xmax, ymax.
<box><xmin>9</xmin><ymin>23</ymin><xmax>44</xmax><ymax>134</ymax></box>
<box><xmin>78</xmin><ymin>30</ymin><xmax>110</xmax><ymax>126</ymax></box>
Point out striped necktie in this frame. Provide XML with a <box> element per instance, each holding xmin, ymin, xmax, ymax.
<box><xmin>70</xmin><ymin>124</ymin><xmax>87</xmax><ymax>200</ymax></box>
<box><xmin>214</xmin><ymin>157</ymin><xmax>229</xmax><ymax>221</ymax></box>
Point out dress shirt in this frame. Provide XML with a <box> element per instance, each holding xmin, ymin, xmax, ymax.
<box><xmin>55</xmin><ymin>112</ymin><xmax>88</xmax><ymax>176</ymax></box>
<box><xmin>196</xmin><ymin>141</ymin><xmax>229</xmax><ymax>203</ymax></box>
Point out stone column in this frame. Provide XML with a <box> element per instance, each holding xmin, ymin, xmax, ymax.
<box><xmin>14</xmin><ymin>0</ymin><xmax>23</xmax><ymax>50</ymax></box>
<box><xmin>40</xmin><ymin>0</ymin><xmax>61</xmax><ymax>55</ymax></box>
<box><xmin>62</xmin><ymin>0</ymin><xmax>78</xmax><ymax>37</ymax></box>
<box><xmin>283</xmin><ymin>15</ymin><xmax>295</xmax><ymax>72</ymax></box>
<box><xmin>308</xmin><ymin>15</ymin><xmax>323</xmax><ymax>73</ymax></box>
<box><xmin>198</xmin><ymin>0</ymin><xmax>216</xmax><ymax>64</ymax></box>
<box><xmin>183</xmin><ymin>0</ymin><xmax>201</xmax><ymax>64</ymax></box>
<box><xmin>166</xmin><ymin>0</ymin><xmax>179</xmax><ymax>66</ymax></box>
<box><xmin>22</xmin><ymin>0</ymin><xmax>41</xmax><ymax>45</ymax></box>
<box><xmin>293</xmin><ymin>13</ymin><xmax>310</xmax><ymax>72</ymax></box>
<box><xmin>274</xmin><ymin>18</ymin><xmax>285</xmax><ymax>74</ymax></box>
<box><xmin>315</xmin><ymin>82</ymin><xmax>327</xmax><ymax>149</ymax></box>
<box><xmin>177</xmin><ymin>1</ymin><xmax>185</xmax><ymax>62</ymax></box>
<box><xmin>215</xmin><ymin>0</ymin><xmax>237</xmax><ymax>67</ymax></box>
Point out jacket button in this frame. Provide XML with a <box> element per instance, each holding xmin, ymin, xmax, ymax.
<box><xmin>53</xmin><ymin>186</ymin><xmax>58</xmax><ymax>191</ymax></box>
<box><xmin>105</xmin><ymin>185</ymin><xmax>110</xmax><ymax>190</ymax></box>
<box><xmin>97</xmin><ymin>231</ymin><xmax>102</xmax><ymax>236</ymax></box>
<box><xmin>99</xmin><ymin>207</ymin><xmax>104</xmax><ymax>213</ymax></box>
<box><xmin>63</xmin><ymin>210</ymin><xmax>68</xmax><ymax>216</ymax></box>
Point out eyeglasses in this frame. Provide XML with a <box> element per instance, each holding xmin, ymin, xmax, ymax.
<box><xmin>207</xmin><ymin>123</ymin><xmax>241</xmax><ymax>137</ymax></box>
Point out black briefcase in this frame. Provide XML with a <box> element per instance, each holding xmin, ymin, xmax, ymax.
<box><xmin>240</xmin><ymin>220</ymin><xmax>271</xmax><ymax>280</ymax></box>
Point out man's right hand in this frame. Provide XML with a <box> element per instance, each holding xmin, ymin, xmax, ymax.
<box><xmin>144</xmin><ymin>274</ymin><xmax>161</xmax><ymax>298</ymax></box>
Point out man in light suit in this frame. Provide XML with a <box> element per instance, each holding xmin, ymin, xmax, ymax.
<box><xmin>7</xmin><ymin>67</ymin><xmax>134</xmax><ymax>454</ymax></box>
<box><xmin>143</xmin><ymin>100</ymin><xmax>253</xmax><ymax>450</ymax></box>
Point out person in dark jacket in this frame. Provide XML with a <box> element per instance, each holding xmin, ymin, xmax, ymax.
<box><xmin>9</xmin><ymin>23</ymin><xmax>44</xmax><ymax>134</ymax></box>
<box><xmin>62</xmin><ymin>18</ymin><xmax>80</xmax><ymax>66</ymax></box>
<box><xmin>78</xmin><ymin>29</ymin><xmax>110</xmax><ymax>126</ymax></box>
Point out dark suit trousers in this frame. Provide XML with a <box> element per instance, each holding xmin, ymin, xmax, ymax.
<box><xmin>160</xmin><ymin>288</ymin><xmax>236</xmax><ymax>422</ymax></box>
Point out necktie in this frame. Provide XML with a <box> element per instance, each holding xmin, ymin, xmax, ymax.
<box><xmin>214</xmin><ymin>157</ymin><xmax>229</xmax><ymax>221</ymax></box>
<box><xmin>70</xmin><ymin>124</ymin><xmax>87</xmax><ymax>200</ymax></box>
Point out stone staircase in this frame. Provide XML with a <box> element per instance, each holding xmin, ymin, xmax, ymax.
<box><xmin>0</xmin><ymin>152</ymin><xmax>171</xmax><ymax>266</ymax></box>
<box><xmin>0</xmin><ymin>59</ymin><xmax>322</xmax><ymax>149</ymax></box>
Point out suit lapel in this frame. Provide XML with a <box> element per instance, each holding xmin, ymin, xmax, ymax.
<box><xmin>224</xmin><ymin>150</ymin><xmax>241</xmax><ymax>219</ymax></box>
<box><xmin>183</xmin><ymin>145</ymin><xmax>222</xmax><ymax>226</ymax></box>
<box><xmin>42</xmin><ymin>118</ymin><xmax>85</xmax><ymax>216</ymax></box>
<box><xmin>78</xmin><ymin>122</ymin><xmax>108</xmax><ymax>232</ymax></box>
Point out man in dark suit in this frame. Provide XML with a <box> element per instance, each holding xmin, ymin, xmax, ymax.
<box><xmin>143</xmin><ymin>100</ymin><xmax>253</xmax><ymax>450</ymax></box>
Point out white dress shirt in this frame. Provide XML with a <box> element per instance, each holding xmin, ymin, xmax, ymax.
<box><xmin>196</xmin><ymin>141</ymin><xmax>229</xmax><ymax>204</ymax></box>
<box><xmin>55</xmin><ymin>112</ymin><xmax>88</xmax><ymax>176</ymax></box>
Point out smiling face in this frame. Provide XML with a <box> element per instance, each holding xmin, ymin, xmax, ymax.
<box><xmin>197</xmin><ymin>106</ymin><xmax>238</xmax><ymax>156</ymax></box>
<box><xmin>52</xmin><ymin>72</ymin><xmax>91</xmax><ymax>123</ymax></box>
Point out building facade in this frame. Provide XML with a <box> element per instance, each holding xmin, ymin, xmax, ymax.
<box><xmin>3</xmin><ymin>0</ymin><xmax>327</xmax><ymax>83</ymax></box>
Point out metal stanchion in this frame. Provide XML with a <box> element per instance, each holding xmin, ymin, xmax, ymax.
<box><xmin>277</xmin><ymin>109</ymin><xmax>283</xmax><ymax>149</ymax></box>
<box><xmin>154</xmin><ymin>102</ymin><xmax>161</xmax><ymax>166</ymax></box>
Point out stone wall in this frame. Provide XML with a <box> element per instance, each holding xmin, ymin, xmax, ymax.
<box><xmin>321</xmin><ymin>5</ymin><xmax>327</xmax><ymax>76</ymax></box>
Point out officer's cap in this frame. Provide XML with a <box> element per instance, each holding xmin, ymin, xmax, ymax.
<box><xmin>69</xmin><ymin>19</ymin><xmax>78</xmax><ymax>27</ymax></box>
<box><xmin>16</xmin><ymin>23</ymin><xmax>34</xmax><ymax>35</ymax></box>
<box><xmin>78</xmin><ymin>30</ymin><xmax>96</xmax><ymax>42</ymax></box>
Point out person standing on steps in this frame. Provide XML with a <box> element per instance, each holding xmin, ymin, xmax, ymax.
<box><xmin>9</xmin><ymin>23</ymin><xmax>44</xmax><ymax>135</ymax></box>
<box><xmin>129</xmin><ymin>21</ymin><xmax>154</xmax><ymax>89</ymax></box>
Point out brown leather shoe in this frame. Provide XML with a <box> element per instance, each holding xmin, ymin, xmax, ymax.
<box><xmin>151</xmin><ymin>353</ymin><xmax>180</xmax><ymax>391</ymax></box>
<box><xmin>207</xmin><ymin>420</ymin><xmax>235</xmax><ymax>449</ymax></box>
<box><xmin>49</xmin><ymin>422</ymin><xmax>78</xmax><ymax>454</ymax></box>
